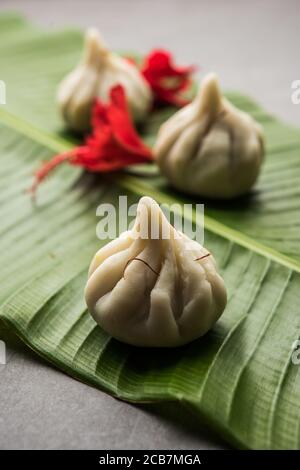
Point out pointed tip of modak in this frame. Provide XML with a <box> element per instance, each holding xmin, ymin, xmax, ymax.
<box><xmin>138</xmin><ymin>196</ymin><xmax>159</xmax><ymax>210</ymax></box>
<box><xmin>137</xmin><ymin>196</ymin><xmax>162</xmax><ymax>221</ymax></box>
<box><xmin>195</xmin><ymin>72</ymin><xmax>223</xmax><ymax>118</ymax></box>
<box><xmin>84</xmin><ymin>27</ymin><xmax>108</xmax><ymax>65</ymax></box>
<box><xmin>134</xmin><ymin>196</ymin><xmax>174</xmax><ymax>241</ymax></box>
<box><xmin>201</xmin><ymin>72</ymin><xmax>220</xmax><ymax>94</ymax></box>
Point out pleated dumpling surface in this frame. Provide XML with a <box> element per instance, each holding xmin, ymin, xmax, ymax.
<box><xmin>85</xmin><ymin>196</ymin><xmax>227</xmax><ymax>347</ymax></box>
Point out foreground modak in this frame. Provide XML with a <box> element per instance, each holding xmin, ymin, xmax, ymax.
<box><xmin>85</xmin><ymin>196</ymin><xmax>227</xmax><ymax>347</ymax></box>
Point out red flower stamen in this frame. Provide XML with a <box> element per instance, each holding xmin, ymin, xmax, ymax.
<box><xmin>29</xmin><ymin>151</ymin><xmax>74</xmax><ymax>195</ymax></box>
<box><xmin>141</xmin><ymin>49</ymin><xmax>196</xmax><ymax>107</ymax></box>
<box><xmin>29</xmin><ymin>85</ymin><xmax>153</xmax><ymax>196</ymax></box>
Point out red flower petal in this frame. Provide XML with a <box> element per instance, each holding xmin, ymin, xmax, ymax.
<box><xmin>29</xmin><ymin>85</ymin><xmax>153</xmax><ymax>195</ymax></box>
<box><xmin>141</xmin><ymin>49</ymin><xmax>196</xmax><ymax>107</ymax></box>
<box><xmin>103</xmin><ymin>85</ymin><xmax>152</xmax><ymax>158</ymax></box>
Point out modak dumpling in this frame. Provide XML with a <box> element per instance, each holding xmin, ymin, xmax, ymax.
<box><xmin>85</xmin><ymin>196</ymin><xmax>227</xmax><ymax>347</ymax></box>
<box><xmin>154</xmin><ymin>73</ymin><xmax>264</xmax><ymax>199</ymax></box>
<box><xmin>58</xmin><ymin>28</ymin><xmax>152</xmax><ymax>132</ymax></box>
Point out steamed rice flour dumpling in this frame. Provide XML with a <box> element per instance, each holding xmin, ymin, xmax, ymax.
<box><xmin>155</xmin><ymin>73</ymin><xmax>265</xmax><ymax>199</ymax></box>
<box><xmin>58</xmin><ymin>28</ymin><xmax>152</xmax><ymax>132</ymax></box>
<box><xmin>85</xmin><ymin>196</ymin><xmax>227</xmax><ymax>347</ymax></box>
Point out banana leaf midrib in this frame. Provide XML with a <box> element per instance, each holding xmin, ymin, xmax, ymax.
<box><xmin>0</xmin><ymin>106</ymin><xmax>299</xmax><ymax>274</ymax></box>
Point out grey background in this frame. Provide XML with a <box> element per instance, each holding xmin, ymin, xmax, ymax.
<box><xmin>0</xmin><ymin>0</ymin><xmax>299</xmax><ymax>450</ymax></box>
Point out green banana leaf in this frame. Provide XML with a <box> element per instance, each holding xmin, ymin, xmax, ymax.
<box><xmin>0</xmin><ymin>13</ymin><xmax>300</xmax><ymax>450</ymax></box>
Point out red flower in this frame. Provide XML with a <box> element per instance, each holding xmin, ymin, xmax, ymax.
<box><xmin>141</xmin><ymin>49</ymin><xmax>196</xmax><ymax>107</ymax></box>
<box><xmin>29</xmin><ymin>85</ymin><xmax>153</xmax><ymax>195</ymax></box>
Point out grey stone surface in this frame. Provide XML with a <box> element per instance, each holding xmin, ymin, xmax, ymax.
<box><xmin>0</xmin><ymin>324</ymin><xmax>223</xmax><ymax>449</ymax></box>
<box><xmin>0</xmin><ymin>0</ymin><xmax>299</xmax><ymax>450</ymax></box>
